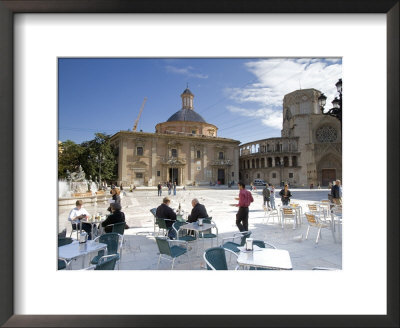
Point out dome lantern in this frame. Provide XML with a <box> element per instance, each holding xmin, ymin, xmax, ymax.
<box><xmin>181</xmin><ymin>85</ymin><xmax>194</xmax><ymax>110</ymax></box>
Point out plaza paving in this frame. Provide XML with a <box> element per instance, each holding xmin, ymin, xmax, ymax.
<box><xmin>58</xmin><ymin>186</ymin><xmax>342</xmax><ymax>270</ymax></box>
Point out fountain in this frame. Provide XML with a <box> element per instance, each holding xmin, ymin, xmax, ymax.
<box><xmin>58</xmin><ymin>166</ymin><xmax>107</xmax><ymax>206</ymax></box>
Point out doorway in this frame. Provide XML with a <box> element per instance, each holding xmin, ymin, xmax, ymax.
<box><xmin>218</xmin><ymin>169</ymin><xmax>225</xmax><ymax>185</ymax></box>
<box><xmin>169</xmin><ymin>168</ymin><xmax>179</xmax><ymax>185</ymax></box>
<box><xmin>322</xmin><ymin>169</ymin><xmax>336</xmax><ymax>186</ymax></box>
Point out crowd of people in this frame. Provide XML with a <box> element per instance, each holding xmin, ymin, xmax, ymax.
<box><xmin>67</xmin><ymin>185</ymin><xmax>128</xmax><ymax>240</ymax></box>
<box><xmin>157</xmin><ymin>181</ymin><xmax>178</xmax><ymax>197</ymax></box>
<box><xmin>66</xmin><ymin>179</ymin><xmax>342</xmax><ymax>243</ymax></box>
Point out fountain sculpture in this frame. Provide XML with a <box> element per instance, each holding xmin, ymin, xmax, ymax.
<box><xmin>58</xmin><ymin>166</ymin><xmax>107</xmax><ymax>206</ymax></box>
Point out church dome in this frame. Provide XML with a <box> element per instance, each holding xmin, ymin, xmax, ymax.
<box><xmin>182</xmin><ymin>88</ymin><xmax>193</xmax><ymax>95</ymax></box>
<box><xmin>166</xmin><ymin>108</ymin><xmax>206</xmax><ymax>123</ymax></box>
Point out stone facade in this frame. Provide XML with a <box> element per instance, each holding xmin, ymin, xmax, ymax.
<box><xmin>110</xmin><ymin>88</ymin><xmax>240</xmax><ymax>186</ymax></box>
<box><xmin>239</xmin><ymin>89</ymin><xmax>342</xmax><ymax>187</ymax></box>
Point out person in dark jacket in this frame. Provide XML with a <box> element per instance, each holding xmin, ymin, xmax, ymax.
<box><xmin>156</xmin><ymin>197</ymin><xmax>177</xmax><ymax>228</ymax></box>
<box><xmin>187</xmin><ymin>198</ymin><xmax>208</xmax><ymax>223</ymax></box>
<box><xmin>262</xmin><ymin>184</ymin><xmax>271</xmax><ymax>209</ymax></box>
<box><xmin>107</xmin><ymin>187</ymin><xmax>121</xmax><ymax>212</ymax></box>
<box><xmin>279</xmin><ymin>184</ymin><xmax>292</xmax><ymax>206</ymax></box>
<box><xmin>102</xmin><ymin>203</ymin><xmax>126</xmax><ymax>233</ymax></box>
<box><xmin>331</xmin><ymin>179</ymin><xmax>342</xmax><ymax>205</ymax></box>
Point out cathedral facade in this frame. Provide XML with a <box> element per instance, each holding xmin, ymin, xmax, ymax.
<box><xmin>110</xmin><ymin>88</ymin><xmax>240</xmax><ymax>186</ymax></box>
<box><xmin>239</xmin><ymin>88</ymin><xmax>342</xmax><ymax>187</ymax></box>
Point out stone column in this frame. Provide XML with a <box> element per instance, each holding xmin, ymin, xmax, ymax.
<box><xmin>151</xmin><ymin>137</ymin><xmax>157</xmax><ymax>183</ymax></box>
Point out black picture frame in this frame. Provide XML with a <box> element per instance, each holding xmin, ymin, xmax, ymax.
<box><xmin>0</xmin><ymin>0</ymin><xmax>398</xmax><ymax>327</ymax></box>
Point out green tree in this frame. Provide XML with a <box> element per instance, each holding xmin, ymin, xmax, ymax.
<box><xmin>79</xmin><ymin>133</ymin><xmax>118</xmax><ymax>183</ymax></box>
<box><xmin>58</xmin><ymin>140</ymin><xmax>83</xmax><ymax>179</ymax></box>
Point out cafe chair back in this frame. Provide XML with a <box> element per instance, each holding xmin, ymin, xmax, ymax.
<box><xmin>58</xmin><ymin>237</ymin><xmax>73</xmax><ymax>247</ymax></box>
<box><xmin>155</xmin><ymin>237</ymin><xmax>191</xmax><ymax>270</ymax></box>
<box><xmin>91</xmin><ymin>232</ymin><xmax>122</xmax><ymax>269</ymax></box>
<box><xmin>157</xmin><ymin>218</ymin><xmax>174</xmax><ymax>237</ymax></box>
<box><xmin>305</xmin><ymin>212</ymin><xmax>330</xmax><ymax>245</ymax></box>
<box><xmin>70</xmin><ymin>221</ymin><xmax>81</xmax><ymax>239</ymax></box>
<box><xmin>252</xmin><ymin>240</ymin><xmax>277</xmax><ymax>249</ymax></box>
<box><xmin>203</xmin><ymin>247</ymin><xmax>238</xmax><ymax>270</ymax></box>
<box><xmin>281</xmin><ymin>207</ymin><xmax>297</xmax><ymax>229</ymax></box>
<box><xmin>198</xmin><ymin>219</ymin><xmax>219</xmax><ymax>249</ymax></box>
<box><xmin>95</xmin><ymin>254</ymin><xmax>119</xmax><ymax>270</ymax></box>
<box><xmin>150</xmin><ymin>208</ymin><xmax>159</xmax><ymax>233</ymax></box>
<box><xmin>172</xmin><ymin>221</ymin><xmax>197</xmax><ymax>243</ymax></box>
<box><xmin>58</xmin><ymin>258</ymin><xmax>72</xmax><ymax>270</ymax></box>
<box><xmin>109</xmin><ymin>222</ymin><xmax>126</xmax><ymax>235</ymax></box>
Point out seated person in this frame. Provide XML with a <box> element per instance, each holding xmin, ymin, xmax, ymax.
<box><xmin>101</xmin><ymin>202</ymin><xmax>126</xmax><ymax>233</ymax></box>
<box><xmin>187</xmin><ymin>198</ymin><xmax>208</xmax><ymax>223</ymax></box>
<box><xmin>68</xmin><ymin>200</ymin><xmax>94</xmax><ymax>239</ymax></box>
<box><xmin>156</xmin><ymin>196</ymin><xmax>177</xmax><ymax>229</ymax></box>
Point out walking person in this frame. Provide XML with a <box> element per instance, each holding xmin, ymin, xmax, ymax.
<box><xmin>269</xmin><ymin>184</ymin><xmax>276</xmax><ymax>209</ymax></box>
<box><xmin>167</xmin><ymin>181</ymin><xmax>172</xmax><ymax>195</ymax></box>
<box><xmin>232</xmin><ymin>181</ymin><xmax>254</xmax><ymax>232</ymax></box>
<box><xmin>262</xmin><ymin>184</ymin><xmax>271</xmax><ymax>209</ymax></box>
<box><xmin>157</xmin><ymin>182</ymin><xmax>162</xmax><ymax>196</ymax></box>
<box><xmin>173</xmin><ymin>181</ymin><xmax>177</xmax><ymax>196</ymax></box>
<box><xmin>279</xmin><ymin>184</ymin><xmax>292</xmax><ymax>206</ymax></box>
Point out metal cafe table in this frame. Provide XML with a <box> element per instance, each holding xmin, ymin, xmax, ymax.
<box><xmin>80</xmin><ymin>216</ymin><xmax>107</xmax><ymax>238</ymax></box>
<box><xmin>58</xmin><ymin>240</ymin><xmax>108</xmax><ymax>269</ymax></box>
<box><xmin>178</xmin><ymin>221</ymin><xmax>214</xmax><ymax>255</ymax></box>
<box><xmin>237</xmin><ymin>247</ymin><xmax>293</xmax><ymax>270</ymax></box>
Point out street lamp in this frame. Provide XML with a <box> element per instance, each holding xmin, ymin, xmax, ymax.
<box><xmin>276</xmin><ymin>161</ymin><xmax>284</xmax><ymax>187</ymax></box>
<box><xmin>318</xmin><ymin>78</ymin><xmax>342</xmax><ymax>126</ymax></box>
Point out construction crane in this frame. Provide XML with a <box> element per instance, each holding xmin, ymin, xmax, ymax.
<box><xmin>133</xmin><ymin>97</ymin><xmax>147</xmax><ymax>132</ymax></box>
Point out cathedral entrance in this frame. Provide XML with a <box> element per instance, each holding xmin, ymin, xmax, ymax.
<box><xmin>322</xmin><ymin>169</ymin><xmax>336</xmax><ymax>186</ymax></box>
<box><xmin>218</xmin><ymin>169</ymin><xmax>225</xmax><ymax>185</ymax></box>
<box><xmin>169</xmin><ymin>168</ymin><xmax>179</xmax><ymax>185</ymax></box>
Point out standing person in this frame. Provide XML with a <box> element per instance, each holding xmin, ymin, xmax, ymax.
<box><xmin>107</xmin><ymin>187</ymin><xmax>121</xmax><ymax>213</ymax></box>
<box><xmin>187</xmin><ymin>198</ymin><xmax>208</xmax><ymax>223</ymax></box>
<box><xmin>262</xmin><ymin>184</ymin><xmax>271</xmax><ymax>209</ymax></box>
<box><xmin>233</xmin><ymin>182</ymin><xmax>254</xmax><ymax>232</ymax></box>
<box><xmin>173</xmin><ymin>181</ymin><xmax>177</xmax><ymax>196</ymax></box>
<box><xmin>156</xmin><ymin>197</ymin><xmax>177</xmax><ymax>239</ymax></box>
<box><xmin>168</xmin><ymin>181</ymin><xmax>172</xmax><ymax>195</ymax></box>
<box><xmin>331</xmin><ymin>179</ymin><xmax>342</xmax><ymax>205</ymax></box>
<box><xmin>157</xmin><ymin>182</ymin><xmax>162</xmax><ymax>197</ymax></box>
<box><xmin>68</xmin><ymin>200</ymin><xmax>94</xmax><ymax>239</ymax></box>
<box><xmin>279</xmin><ymin>184</ymin><xmax>292</xmax><ymax>206</ymax></box>
<box><xmin>269</xmin><ymin>184</ymin><xmax>276</xmax><ymax>209</ymax></box>
<box><xmin>101</xmin><ymin>203</ymin><xmax>126</xmax><ymax>233</ymax></box>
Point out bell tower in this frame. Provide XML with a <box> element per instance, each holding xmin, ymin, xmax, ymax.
<box><xmin>181</xmin><ymin>85</ymin><xmax>194</xmax><ymax>110</ymax></box>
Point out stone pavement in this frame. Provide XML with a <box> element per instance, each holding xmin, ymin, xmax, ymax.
<box><xmin>58</xmin><ymin>187</ymin><xmax>342</xmax><ymax>270</ymax></box>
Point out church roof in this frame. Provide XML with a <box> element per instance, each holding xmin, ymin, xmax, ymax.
<box><xmin>166</xmin><ymin>108</ymin><xmax>206</xmax><ymax>123</ymax></box>
<box><xmin>182</xmin><ymin>88</ymin><xmax>193</xmax><ymax>95</ymax></box>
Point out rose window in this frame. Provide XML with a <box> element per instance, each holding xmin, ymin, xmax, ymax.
<box><xmin>316</xmin><ymin>126</ymin><xmax>337</xmax><ymax>143</ymax></box>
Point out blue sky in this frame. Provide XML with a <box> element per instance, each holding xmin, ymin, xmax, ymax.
<box><xmin>58</xmin><ymin>58</ymin><xmax>342</xmax><ymax>145</ymax></box>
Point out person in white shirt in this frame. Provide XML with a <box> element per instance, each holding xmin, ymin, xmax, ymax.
<box><xmin>68</xmin><ymin>200</ymin><xmax>94</xmax><ymax>239</ymax></box>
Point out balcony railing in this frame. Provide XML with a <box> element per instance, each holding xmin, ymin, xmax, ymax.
<box><xmin>211</xmin><ymin>159</ymin><xmax>232</xmax><ymax>166</ymax></box>
<box><xmin>161</xmin><ymin>157</ymin><xmax>187</xmax><ymax>165</ymax></box>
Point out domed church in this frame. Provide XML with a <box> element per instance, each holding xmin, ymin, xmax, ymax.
<box><xmin>110</xmin><ymin>88</ymin><xmax>240</xmax><ymax>186</ymax></box>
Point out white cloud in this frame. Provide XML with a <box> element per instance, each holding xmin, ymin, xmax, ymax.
<box><xmin>227</xmin><ymin>58</ymin><xmax>342</xmax><ymax>108</ymax></box>
<box><xmin>165</xmin><ymin>65</ymin><xmax>208</xmax><ymax>79</ymax></box>
<box><xmin>227</xmin><ymin>105</ymin><xmax>282</xmax><ymax>130</ymax></box>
